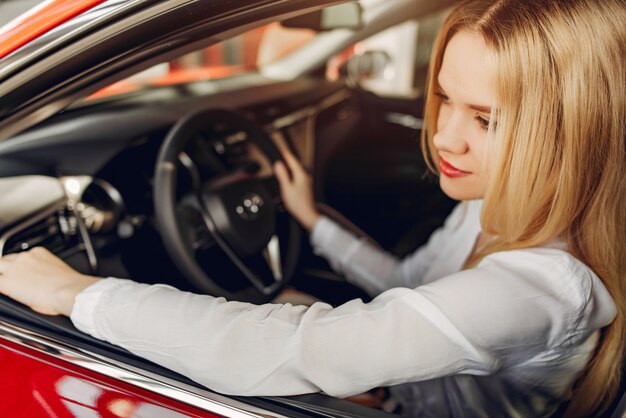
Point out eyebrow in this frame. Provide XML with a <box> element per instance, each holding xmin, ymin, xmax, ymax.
<box><xmin>436</xmin><ymin>84</ymin><xmax>493</xmax><ymax>114</ymax></box>
<box><xmin>469</xmin><ymin>104</ymin><xmax>492</xmax><ymax>113</ymax></box>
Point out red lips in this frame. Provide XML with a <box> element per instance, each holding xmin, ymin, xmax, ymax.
<box><xmin>439</xmin><ymin>156</ymin><xmax>471</xmax><ymax>178</ymax></box>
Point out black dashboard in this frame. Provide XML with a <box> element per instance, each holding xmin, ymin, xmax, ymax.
<box><xmin>0</xmin><ymin>75</ymin><xmax>362</xmax><ymax>291</ymax></box>
<box><xmin>0</xmin><ymin>75</ymin><xmax>348</xmax><ymax>178</ymax></box>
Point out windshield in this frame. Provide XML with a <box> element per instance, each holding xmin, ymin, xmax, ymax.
<box><xmin>86</xmin><ymin>23</ymin><xmax>316</xmax><ymax>101</ymax></box>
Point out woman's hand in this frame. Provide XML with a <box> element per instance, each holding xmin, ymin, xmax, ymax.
<box><xmin>0</xmin><ymin>247</ymin><xmax>100</xmax><ymax>316</ymax></box>
<box><xmin>273</xmin><ymin>148</ymin><xmax>321</xmax><ymax>232</ymax></box>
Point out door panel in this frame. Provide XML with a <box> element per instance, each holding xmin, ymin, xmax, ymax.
<box><xmin>314</xmin><ymin>10</ymin><xmax>455</xmax><ymax>255</ymax></box>
<box><xmin>318</xmin><ymin>89</ymin><xmax>455</xmax><ymax>255</ymax></box>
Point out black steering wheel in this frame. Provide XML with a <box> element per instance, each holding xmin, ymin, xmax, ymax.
<box><xmin>154</xmin><ymin>109</ymin><xmax>300</xmax><ymax>303</ymax></box>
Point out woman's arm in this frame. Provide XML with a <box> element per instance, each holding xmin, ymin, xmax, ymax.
<box><xmin>0</xmin><ymin>246</ymin><xmax>611</xmax><ymax>398</ymax></box>
<box><xmin>308</xmin><ymin>215</ymin><xmax>451</xmax><ymax>296</ymax></box>
<box><xmin>73</xmin><ymin>249</ymin><xmax>610</xmax><ymax>398</ymax></box>
<box><xmin>274</xmin><ymin>148</ymin><xmax>465</xmax><ymax>296</ymax></box>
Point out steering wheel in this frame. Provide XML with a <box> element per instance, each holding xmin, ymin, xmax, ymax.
<box><xmin>154</xmin><ymin>109</ymin><xmax>301</xmax><ymax>303</ymax></box>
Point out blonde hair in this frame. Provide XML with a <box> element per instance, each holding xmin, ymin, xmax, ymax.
<box><xmin>421</xmin><ymin>0</ymin><xmax>626</xmax><ymax>416</ymax></box>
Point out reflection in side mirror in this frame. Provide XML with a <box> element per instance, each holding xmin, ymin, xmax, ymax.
<box><xmin>344</xmin><ymin>50</ymin><xmax>392</xmax><ymax>84</ymax></box>
<box><xmin>281</xmin><ymin>2</ymin><xmax>363</xmax><ymax>32</ymax></box>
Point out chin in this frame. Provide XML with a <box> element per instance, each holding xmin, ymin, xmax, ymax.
<box><xmin>439</xmin><ymin>175</ymin><xmax>484</xmax><ymax>201</ymax></box>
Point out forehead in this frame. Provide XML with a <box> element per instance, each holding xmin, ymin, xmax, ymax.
<box><xmin>438</xmin><ymin>31</ymin><xmax>496</xmax><ymax>109</ymax></box>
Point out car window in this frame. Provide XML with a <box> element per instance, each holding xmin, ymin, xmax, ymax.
<box><xmin>86</xmin><ymin>22</ymin><xmax>316</xmax><ymax>101</ymax></box>
<box><xmin>81</xmin><ymin>6</ymin><xmax>448</xmax><ymax>105</ymax></box>
<box><xmin>327</xmin><ymin>10</ymin><xmax>447</xmax><ymax>98</ymax></box>
<box><xmin>0</xmin><ymin>0</ymin><xmax>41</xmax><ymax>28</ymax></box>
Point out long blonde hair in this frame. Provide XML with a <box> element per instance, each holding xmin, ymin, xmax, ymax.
<box><xmin>421</xmin><ymin>0</ymin><xmax>626</xmax><ymax>416</ymax></box>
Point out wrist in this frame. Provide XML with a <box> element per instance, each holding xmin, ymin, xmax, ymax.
<box><xmin>56</xmin><ymin>275</ymin><xmax>100</xmax><ymax>317</ymax></box>
<box><xmin>300</xmin><ymin>209</ymin><xmax>321</xmax><ymax>232</ymax></box>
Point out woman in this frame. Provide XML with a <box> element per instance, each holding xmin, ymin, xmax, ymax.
<box><xmin>0</xmin><ymin>0</ymin><xmax>623</xmax><ymax>416</ymax></box>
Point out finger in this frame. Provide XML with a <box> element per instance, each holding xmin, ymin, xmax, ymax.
<box><xmin>280</xmin><ymin>148</ymin><xmax>305</xmax><ymax>176</ymax></box>
<box><xmin>28</xmin><ymin>246</ymin><xmax>52</xmax><ymax>259</ymax></box>
<box><xmin>27</xmin><ymin>247</ymin><xmax>64</xmax><ymax>268</ymax></box>
<box><xmin>273</xmin><ymin>161</ymin><xmax>292</xmax><ymax>186</ymax></box>
<box><xmin>278</xmin><ymin>144</ymin><xmax>295</xmax><ymax>161</ymax></box>
<box><xmin>0</xmin><ymin>253</ymin><xmax>18</xmax><ymax>261</ymax></box>
<box><xmin>0</xmin><ymin>260</ymin><xmax>7</xmax><ymax>276</ymax></box>
<box><xmin>31</xmin><ymin>306</ymin><xmax>59</xmax><ymax>316</ymax></box>
<box><xmin>0</xmin><ymin>254</ymin><xmax>18</xmax><ymax>273</ymax></box>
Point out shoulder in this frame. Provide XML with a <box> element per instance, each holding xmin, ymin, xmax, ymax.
<box><xmin>418</xmin><ymin>247</ymin><xmax>613</xmax><ymax>352</ymax></box>
<box><xmin>425</xmin><ymin>245</ymin><xmax>593</xmax><ymax>306</ymax></box>
<box><xmin>479</xmin><ymin>247</ymin><xmax>593</xmax><ymax>306</ymax></box>
<box><xmin>477</xmin><ymin>247</ymin><xmax>615</xmax><ymax>345</ymax></box>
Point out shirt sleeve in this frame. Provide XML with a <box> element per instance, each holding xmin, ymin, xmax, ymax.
<box><xmin>70</xmin><ymin>248</ymin><xmax>609</xmax><ymax>398</ymax></box>
<box><xmin>310</xmin><ymin>204</ymin><xmax>466</xmax><ymax>296</ymax></box>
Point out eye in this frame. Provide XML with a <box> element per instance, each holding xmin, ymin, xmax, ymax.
<box><xmin>475</xmin><ymin>114</ymin><xmax>492</xmax><ymax>131</ymax></box>
<box><xmin>434</xmin><ymin>92</ymin><xmax>449</xmax><ymax>103</ymax></box>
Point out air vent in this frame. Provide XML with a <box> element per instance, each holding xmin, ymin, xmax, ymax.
<box><xmin>1</xmin><ymin>206</ymin><xmax>84</xmax><ymax>257</ymax></box>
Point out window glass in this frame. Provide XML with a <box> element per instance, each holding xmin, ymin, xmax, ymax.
<box><xmin>327</xmin><ymin>10</ymin><xmax>448</xmax><ymax>98</ymax></box>
<box><xmin>87</xmin><ymin>23</ymin><xmax>315</xmax><ymax>101</ymax></box>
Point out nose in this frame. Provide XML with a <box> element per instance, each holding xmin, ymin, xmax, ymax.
<box><xmin>433</xmin><ymin>107</ymin><xmax>469</xmax><ymax>155</ymax></box>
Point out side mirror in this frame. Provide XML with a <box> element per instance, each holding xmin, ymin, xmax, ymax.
<box><xmin>281</xmin><ymin>2</ymin><xmax>363</xmax><ymax>32</ymax></box>
<box><xmin>341</xmin><ymin>50</ymin><xmax>392</xmax><ymax>84</ymax></box>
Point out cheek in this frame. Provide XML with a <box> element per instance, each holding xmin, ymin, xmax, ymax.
<box><xmin>466</xmin><ymin>134</ymin><xmax>492</xmax><ymax>173</ymax></box>
<box><xmin>466</xmin><ymin>141</ymin><xmax>494</xmax><ymax>200</ymax></box>
<box><xmin>436</xmin><ymin>104</ymin><xmax>451</xmax><ymax>131</ymax></box>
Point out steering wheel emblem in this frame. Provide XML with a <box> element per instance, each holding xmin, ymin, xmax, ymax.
<box><xmin>236</xmin><ymin>194</ymin><xmax>264</xmax><ymax>220</ymax></box>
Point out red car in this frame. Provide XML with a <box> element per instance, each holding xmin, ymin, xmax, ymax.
<box><xmin>0</xmin><ymin>1</ymin><xmax>623</xmax><ymax>417</ymax></box>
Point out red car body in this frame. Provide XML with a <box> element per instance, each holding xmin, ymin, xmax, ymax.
<box><xmin>0</xmin><ymin>339</ymin><xmax>217</xmax><ymax>417</ymax></box>
<box><xmin>0</xmin><ymin>0</ymin><xmax>106</xmax><ymax>59</ymax></box>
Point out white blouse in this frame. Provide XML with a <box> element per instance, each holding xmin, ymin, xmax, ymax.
<box><xmin>71</xmin><ymin>200</ymin><xmax>616</xmax><ymax>417</ymax></box>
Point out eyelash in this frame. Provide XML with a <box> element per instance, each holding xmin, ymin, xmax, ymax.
<box><xmin>434</xmin><ymin>92</ymin><xmax>449</xmax><ymax>103</ymax></box>
<box><xmin>435</xmin><ymin>91</ymin><xmax>494</xmax><ymax>131</ymax></box>
<box><xmin>475</xmin><ymin>115</ymin><xmax>491</xmax><ymax>131</ymax></box>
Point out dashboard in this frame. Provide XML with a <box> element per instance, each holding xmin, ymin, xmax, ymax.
<box><xmin>0</xmin><ymin>176</ymin><xmax>95</xmax><ymax>278</ymax></box>
<box><xmin>0</xmin><ymin>75</ymin><xmax>361</xmax><ymax>291</ymax></box>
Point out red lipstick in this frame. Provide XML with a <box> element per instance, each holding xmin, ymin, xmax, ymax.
<box><xmin>439</xmin><ymin>156</ymin><xmax>471</xmax><ymax>178</ymax></box>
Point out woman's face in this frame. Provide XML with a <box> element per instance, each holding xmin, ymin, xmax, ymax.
<box><xmin>434</xmin><ymin>30</ymin><xmax>496</xmax><ymax>201</ymax></box>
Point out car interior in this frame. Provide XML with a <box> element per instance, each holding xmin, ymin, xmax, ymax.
<box><xmin>0</xmin><ymin>2</ymin><xmax>458</xmax><ymax>415</ymax></box>
<box><xmin>0</xmin><ymin>4</ymin><xmax>456</xmax><ymax>305</ymax></box>
<box><xmin>0</xmin><ymin>0</ymin><xmax>623</xmax><ymax>416</ymax></box>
